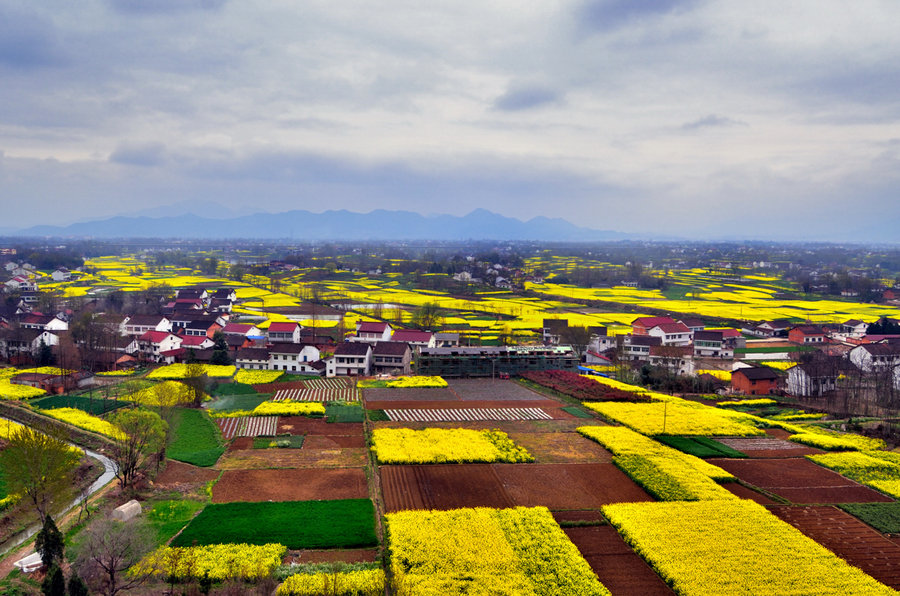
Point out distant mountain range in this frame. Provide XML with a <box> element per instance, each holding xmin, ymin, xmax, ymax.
<box><xmin>9</xmin><ymin>208</ymin><xmax>630</xmax><ymax>242</ymax></box>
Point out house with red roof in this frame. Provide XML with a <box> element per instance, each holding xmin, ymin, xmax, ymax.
<box><xmin>390</xmin><ymin>329</ymin><xmax>435</xmax><ymax>349</ymax></box>
<box><xmin>223</xmin><ymin>322</ymin><xmax>263</xmax><ymax>337</ymax></box>
<box><xmin>632</xmin><ymin>316</ymin><xmax>676</xmax><ymax>336</ymax></box>
<box><xmin>355</xmin><ymin>321</ymin><xmax>393</xmax><ymax>343</ymax></box>
<box><xmin>788</xmin><ymin>325</ymin><xmax>827</xmax><ymax>344</ymax></box>
<box><xmin>268</xmin><ymin>322</ymin><xmax>302</xmax><ymax>343</ymax></box>
<box><xmin>178</xmin><ymin>335</ymin><xmax>214</xmax><ymax>350</ymax></box>
<box><xmin>647</xmin><ymin>322</ymin><xmax>692</xmax><ymax>346</ymax></box>
<box><xmin>137</xmin><ymin>331</ymin><xmax>182</xmax><ymax>362</ymax></box>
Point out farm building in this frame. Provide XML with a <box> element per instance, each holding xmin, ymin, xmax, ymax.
<box><xmin>417</xmin><ymin>345</ymin><xmax>578</xmax><ymax>378</ymax></box>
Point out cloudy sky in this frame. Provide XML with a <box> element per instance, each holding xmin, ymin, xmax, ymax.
<box><xmin>2</xmin><ymin>0</ymin><xmax>899</xmax><ymax>241</ymax></box>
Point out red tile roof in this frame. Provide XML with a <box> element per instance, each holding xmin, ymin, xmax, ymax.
<box><xmin>139</xmin><ymin>331</ymin><xmax>176</xmax><ymax>343</ymax></box>
<box><xmin>391</xmin><ymin>329</ymin><xmax>433</xmax><ymax>342</ymax></box>
<box><xmin>357</xmin><ymin>322</ymin><xmax>390</xmax><ymax>333</ymax></box>
<box><xmin>632</xmin><ymin>316</ymin><xmax>676</xmax><ymax>328</ymax></box>
<box><xmin>268</xmin><ymin>322</ymin><xmax>299</xmax><ymax>333</ymax></box>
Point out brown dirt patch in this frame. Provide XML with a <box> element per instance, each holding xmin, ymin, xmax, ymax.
<box><xmin>506</xmin><ymin>431</ymin><xmax>612</xmax><ymax>464</ymax></box>
<box><xmin>277</xmin><ymin>417</ymin><xmax>363</xmax><ymax>436</ymax></box>
<box><xmin>217</xmin><ymin>447</ymin><xmax>368</xmax><ymax>470</ymax></box>
<box><xmin>303</xmin><ymin>434</ymin><xmax>367</xmax><ymax>449</ymax></box>
<box><xmin>227</xmin><ymin>436</ymin><xmax>253</xmax><ymax>451</ymax></box>
<box><xmin>552</xmin><ymin>510</ymin><xmax>604</xmax><ymax>524</ymax></box>
<box><xmin>363</xmin><ymin>387</ymin><xmax>459</xmax><ymax>401</ymax></box>
<box><xmin>212</xmin><ymin>468</ymin><xmax>368</xmax><ymax>503</ymax></box>
<box><xmin>449</xmin><ymin>379</ymin><xmax>554</xmax><ymax>401</ymax></box>
<box><xmin>716</xmin><ymin>437</ymin><xmax>824</xmax><ymax>458</ymax></box>
<box><xmin>711</xmin><ymin>458</ymin><xmax>894</xmax><ymax>503</ymax></box>
<box><xmin>764</xmin><ymin>428</ymin><xmax>794</xmax><ymax>440</ymax></box>
<box><xmin>769</xmin><ymin>505</ymin><xmax>900</xmax><ymax>589</ymax></box>
<box><xmin>254</xmin><ymin>380</ymin><xmax>308</xmax><ymax>392</ymax></box>
<box><xmin>722</xmin><ymin>483</ymin><xmax>779</xmax><ymax>504</ymax></box>
<box><xmin>380</xmin><ymin>463</ymin><xmax>652</xmax><ymax>512</ymax></box>
<box><xmin>153</xmin><ymin>460</ymin><xmax>219</xmax><ymax>490</ymax></box>
<box><xmin>284</xmin><ymin>549</ymin><xmax>379</xmax><ymax>565</ymax></box>
<box><xmin>495</xmin><ymin>463</ymin><xmax>653</xmax><ymax>509</ymax></box>
<box><xmin>565</xmin><ymin>525</ymin><xmax>673</xmax><ymax>595</ymax></box>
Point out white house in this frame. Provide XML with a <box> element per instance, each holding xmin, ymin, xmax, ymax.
<box><xmin>269</xmin><ymin>343</ymin><xmax>321</xmax><ymax>373</ymax></box>
<box><xmin>354</xmin><ymin>321</ymin><xmax>393</xmax><ymax>343</ymax></box>
<box><xmin>137</xmin><ymin>331</ymin><xmax>182</xmax><ymax>362</ymax></box>
<box><xmin>331</xmin><ymin>342</ymin><xmax>372</xmax><ymax>376</ymax></box>
<box><xmin>267</xmin><ymin>322</ymin><xmax>302</xmax><ymax>343</ymax></box>
<box><xmin>647</xmin><ymin>322</ymin><xmax>693</xmax><ymax>346</ymax></box>
<box><xmin>849</xmin><ymin>343</ymin><xmax>900</xmax><ymax>372</ymax></box>
<box><xmin>121</xmin><ymin>315</ymin><xmax>172</xmax><ymax>336</ymax></box>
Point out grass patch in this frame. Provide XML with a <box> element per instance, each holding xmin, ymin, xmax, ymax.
<box><xmin>562</xmin><ymin>406</ymin><xmax>595</xmax><ymax>419</ymax></box>
<box><xmin>838</xmin><ymin>503</ymin><xmax>900</xmax><ymax>534</ymax></box>
<box><xmin>147</xmin><ymin>499</ymin><xmax>205</xmax><ymax>544</ymax></box>
<box><xmin>252</xmin><ymin>434</ymin><xmax>305</xmax><ymax>449</ymax></box>
<box><xmin>655</xmin><ymin>436</ymin><xmax>747</xmax><ymax>459</ymax></box>
<box><xmin>205</xmin><ymin>393</ymin><xmax>270</xmax><ymax>412</ymax></box>
<box><xmin>367</xmin><ymin>409</ymin><xmax>389</xmax><ymax>422</ymax></box>
<box><xmin>167</xmin><ymin>408</ymin><xmax>225</xmax><ymax>467</ymax></box>
<box><xmin>325</xmin><ymin>402</ymin><xmax>365</xmax><ymax>423</ymax></box>
<box><xmin>211</xmin><ymin>382</ymin><xmax>259</xmax><ymax>396</ymax></box>
<box><xmin>172</xmin><ymin>499</ymin><xmax>377</xmax><ymax>549</ymax></box>
<box><xmin>31</xmin><ymin>393</ymin><xmax>130</xmax><ymax>415</ymax></box>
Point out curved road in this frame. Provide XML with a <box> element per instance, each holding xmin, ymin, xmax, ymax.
<box><xmin>0</xmin><ymin>418</ymin><xmax>117</xmax><ymax>558</ymax></box>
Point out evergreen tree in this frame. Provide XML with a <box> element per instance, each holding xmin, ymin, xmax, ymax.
<box><xmin>41</xmin><ymin>564</ymin><xmax>65</xmax><ymax>596</ymax></box>
<box><xmin>67</xmin><ymin>572</ymin><xmax>90</xmax><ymax>596</ymax></box>
<box><xmin>35</xmin><ymin>515</ymin><xmax>65</xmax><ymax>568</ymax></box>
<box><xmin>209</xmin><ymin>331</ymin><xmax>231</xmax><ymax>365</ymax></box>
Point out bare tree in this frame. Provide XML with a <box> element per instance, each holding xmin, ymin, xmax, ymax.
<box><xmin>75</xmin><ymin>518</ymin><xmax>156</xmax><ymax>596</ymax></box>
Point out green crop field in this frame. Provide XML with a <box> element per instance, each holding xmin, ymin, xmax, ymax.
<box><xmin>171</xmin><ymin>499</ymin><xmax>377</xmax><ymax>549</ymax></box>
<box><xmin>167</xmin><ymin>408</ymin><xmax>225</xmax><ymax>467</ymax></box>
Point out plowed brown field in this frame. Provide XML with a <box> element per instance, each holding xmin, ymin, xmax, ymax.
<box><xmin>380</xmin><ymin>463</ymin><xmax>652</xmax><ymax>512</ymax></box>
<box><xmin>711</xmin><ymin>458</ymin><xmax>894</xmax><ymax>503</ymax></box>
<box><xmin>565</xmin><ymin>525</ymin><xmax>674</xmax><ymax>595</ymax></box>
<box><xmin>769</xmin><ymin>505</ymin><xmax>900</xmax><ymax>589</ymax></box>
<box><xmin>212</xmin><ymin>468</ymin><xmax>368</xmax><ymax>502</ymax></box>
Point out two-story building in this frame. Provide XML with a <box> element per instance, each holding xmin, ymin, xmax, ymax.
<box><xmin>329</xmin><ymin>342</ymin><xmax>372</xmax><ymax>376</ymax></box>
<box><xmin>372</xmin><ymin>341</ymin><xmax>412</xmax><ymax>375</ymax></box>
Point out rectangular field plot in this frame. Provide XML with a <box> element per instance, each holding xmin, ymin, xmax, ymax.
<box><xmin>448</xmin><ymin>379</ymin><xmax>551</xmax><ymax>401</ymax></box>
<box><xmin>381</xmin><ymin>463</ymin><xmax>653</xmax><ymax>512</ymax></box>
<box><xmin>769</xmin><ymin>505</ymin><xmax>900</xmax><ymax>590</ymax></box>
<box><xmin>384</xmin><ymin>407</ymin><xmax>552</xmax><ymax>422</ymax></box>
<box><xmin>212</xmin><ymin>468</ymin><xmax>368</xmax><ymax>503</ymax></box>
<box><xmin>273</xmin><ymin>387</ymin><xmax>359</xmax><ymax>401</ymax></box>
<box><xmin>711</xmin><ymin>457</ymin><xmax>894</xmax><ymax>504</ymax></box>
<box><xmin>215</xmin><ymin>416</ymin><xmax>278</xmax><ymax>439</ymax></box>
<box><xmin>172</xmin><ymin>499</ymin><xmax>377</xmax><ymax>549</ymax></box>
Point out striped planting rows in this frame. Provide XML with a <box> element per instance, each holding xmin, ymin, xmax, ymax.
<box><xmin>216</xmin><ymin>416</ymin><xmax>279</xmax><ymax>439</ymax></box>
<box><xmin>303</xmin><ymin>377</ymin><xmax>351</xmax><ymax>390</ymax></box>
<box><xmin>384</xmin><ymin>408</ymin><xmax>553</xmax><ymax>422</ymax></box>
<box><xmin>273</xmin><ymin>388</ymin><xmax>359</xmax><ymax>402</ymax></box>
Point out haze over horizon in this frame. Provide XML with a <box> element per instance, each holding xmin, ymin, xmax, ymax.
<box><xmin>2</xmin><ymin>1</ymin><xmax>899</xmax><ymax>242</ymax></box>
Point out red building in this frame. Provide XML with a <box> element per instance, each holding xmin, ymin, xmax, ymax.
<box><xmin>731</xmin><ymin>367</ymin><xmax>780</xmax><ymax>396</ymax></box>
<box><xmin>788</xmin><ymin>325</ymin><xmax>827</xmax><ymax>344</ymax></box>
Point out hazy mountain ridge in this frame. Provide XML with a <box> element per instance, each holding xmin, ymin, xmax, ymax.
<box><xmin>12</xmin><ymin>209</ymin><xmax>630</xmax><ymax>241</ymax></box>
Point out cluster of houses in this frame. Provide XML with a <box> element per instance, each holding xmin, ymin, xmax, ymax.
<box><xmin>543</xmin><ymin>315</ymin><xmax>900</xmax><ymax>399</ymax></box>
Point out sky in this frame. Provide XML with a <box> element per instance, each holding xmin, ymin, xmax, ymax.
<box><xmin>2</xmin><ymin>0</ymin><xmax>900</xmax><ymax>241</ymax></box>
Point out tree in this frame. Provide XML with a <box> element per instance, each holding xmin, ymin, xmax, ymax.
<box><xmin>41</xmin><ymin>564</ymin><xmax>65</xmax><ymax>596</ymax></box>
<box><xmin>74</xmin><ymin>518</ymin><xmax>156</xmax><ymax>596</ymax></box>
<box><xmin>0</xmin><ymin>426</ymin><xmax>81</xmax><ymax>524</ymax></box>
<box><xmin>37</xmin><ymin>338</ymin><xmax>54</xmax><ymax>367</ymax></box>
<box><xmin>183</xmin><ymin>362</ymin><xmax>208</xmax><ymax>408</ymax></box>
<box><xmin>67</xmin><ymin>572</ymin><xmax>90</xmax><ymax>596</ymax></box>
<box><xmin>411</xmin><ymin>302</ymin><xmax>442</xmax><ymax>330</ymax></box>
<box><xmin>35</xmin><ymin>514</ymin><xmax>65</xmax><ymax>568</ymax></box>
<box><xmin>108</xmin><ymin>409</ymin><xmax>167</xmax><ymax>489</ymax></box>
<box><xmin>559</xmin><ymin>325</ymin><xmax>593</xmax><ymax>359</ymax></box>
<box><xmin>209</xmin><ymin>331</ymin><xmax>231</xmax><ymax>366</ymax></box>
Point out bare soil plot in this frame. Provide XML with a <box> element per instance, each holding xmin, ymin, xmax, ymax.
<box><xmin>363</xmin><ymin>387</ymin><xmax>459</xmax><ymax>402</ymax></box>
<box><xmin>495</xmin><ymin>463</ymin><xmax>653</xmax><ymax>509</ymax></box>
<box><xmin>448</xmin><ymin>378</ymin><xmax>553</xmax><ymax>401</ymax></box>
<box><xmin>364</xmin><ymin>398</ymin><xmax>564</xmax><ymax>410</ymax></box>
<box><xmin>302</xmin><ymin>434</ymin><xmax>367</xmax><ymax>449</ymax></box>
<box><xmin>154</xmin><ymin>460</ymin><xmax>219</xmax><ymax>491</ymax></box>
<box><xmin>380</xmin><ymin>463</ymin><xmax>652</xmax><ymax>512</ymax></box>
<box><xmin>552</xmin><ymin>510</ymin><xmax>604</xmax><ymax>524</ymax></box>
<box><xmin>284</xmin><ymin>549</ymin><xmax>378</xmax><ymax>565</ymax></box>
<box><xmin>722</xmin><ymin>482</ymin><xmax>779</xmax><ymax>504</ymax></box>
<box><xmin>212</xmin><ymin>468</ymin><xmax>368</xmax><ymax>503</ymax></box>
<box><xmin>254</xmin><ymin>380</ymin><xmax>307</xmax><ymax>392</ymax></box>
<box><xmin>716</xmin><ymin>436</ymin><xmax>823</xmax><ymax>458</ymax></box>
<box><xmin>371</xmin><ymin>418</ymin><xmax>594</xmax><ymax>433</ymax></box>
<box><xmin>506</xmin><ymin>431</ymin><xmax>612</xmax><ymax>464</ymax></box>
<box><xmin>217</xmin><ymin>447</ymin><xmax>368</xmax><ymax>470</ymax></box>
<box><xmin>711</xmin><ymin>458</ymin><xmax>894</xmax><ymax>504</ymax></box>
<box><xmin>565</xmin><ymin>525</ymin><xmax>674</xmax><ymax>595</ymax></box>
<box><xmin>769</xmin><ymin>505</ymin><xmax>900</xmax><ymax>590</ymax></box>
<box><xmin>276</xmin><ymin>417</ymin><xmax>363</xmax><ymax>436</ymax></box>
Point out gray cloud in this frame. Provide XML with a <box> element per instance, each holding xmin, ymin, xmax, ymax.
<box><xmin>494</xmin><ymin>86</ymin><xmax>562</xmax><ymax>111</ymax></box>
<box><xmin>109</xmin><ymin>142</ymin><xmax>167</xmax><ymax>166</ymax></box>
<box><xmin>0</xmin><ymin>6</ymin><xmax>65</xmax><ymax>69</ymax></box>
<box><xmin>577</xmin><ymin>0</ymin><xmax>694</xmax><ymax>32</ymax></box>
<box><xmin>108</xmin><ymin>0</ymin><xmax>227</xmax><ymax>14</ymax></box>
<box><xmin>681</xmin><ymin>114</ymin><xmax>747</xmax><ymax>130</ymax></box>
